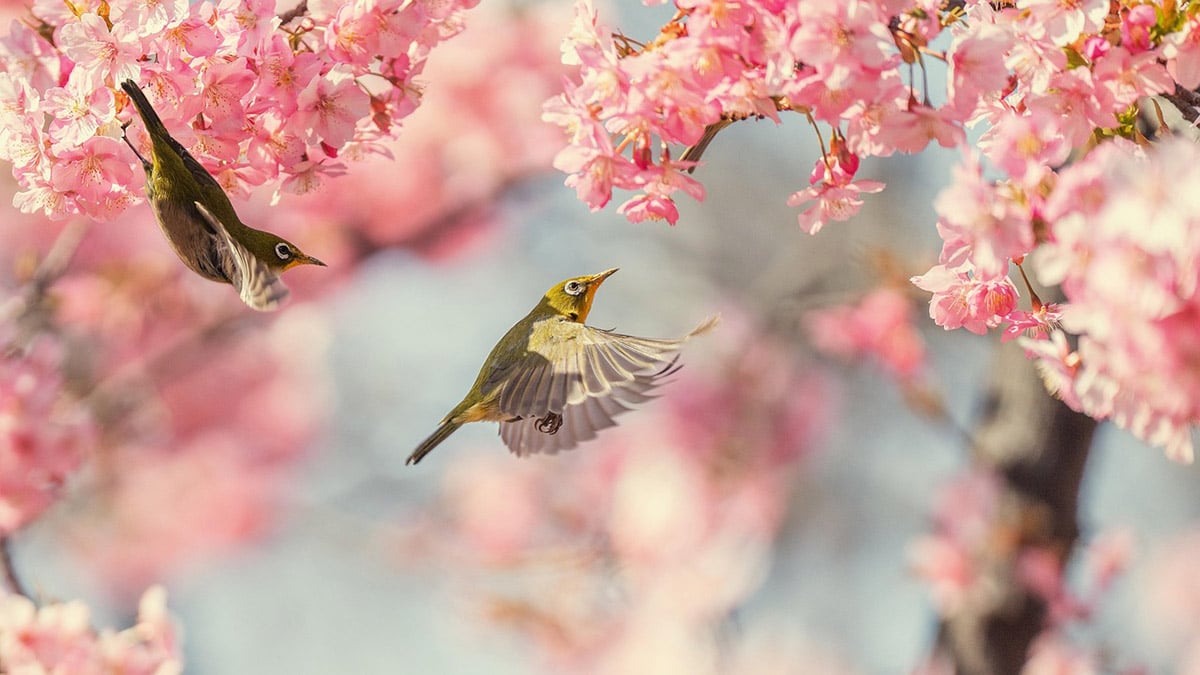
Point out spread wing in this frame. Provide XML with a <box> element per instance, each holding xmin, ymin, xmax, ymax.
<box><xmin>194</xmin><ymin>201</ymin><xmax>289</xmax><ymax>311</ymax></box>
<box><xmin>496</xmin><ymin>315</ymin><xmax>718</xmax><ymax>457</ymax></box>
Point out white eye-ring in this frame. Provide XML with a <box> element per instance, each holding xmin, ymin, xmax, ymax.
<box><xmin>564</xmin><ymin>280</ymin><xmax>584</xmax><ymax>296</ymax></box>
<box><xmin>275</xmin><ymin>242</ymin><xmax>292</xmax><ymax>260</ymax></box>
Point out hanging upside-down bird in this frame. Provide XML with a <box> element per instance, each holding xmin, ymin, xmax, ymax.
<box><xmin>120</xmin><ymin>80</ymin><xmax>325</xmax><ymax>311</ymax></box>
<box><xmin>406</xmin><ymin>268</ymin><xmax>718</xmax><ymax>464</ymax></box>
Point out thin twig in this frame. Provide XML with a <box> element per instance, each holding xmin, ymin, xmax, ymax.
<box><xmin>1</xmin><ymin>537</ymin><xmax>29</xmax><ymax>599</ymax></box>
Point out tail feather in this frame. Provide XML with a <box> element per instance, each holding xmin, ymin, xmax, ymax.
<box><xmin>120</xmin><ymin>80</ymin><xmax>171</xmax><ymax>139</ymax></box>
<box><xmin>407</xmin><ymin>420</ymin><xmax>462</xmax><ymax>465</ymax></box>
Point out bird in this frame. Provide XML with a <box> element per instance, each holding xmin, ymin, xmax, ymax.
<box><xmin>119</xmin><ymin>80</ymin><xmax>325</xmax><ymax>311</ymax></box>
<box><xmin>406</xmin><ymin>268</ymin><xmax>718</xmax><ymax>465</ymax></box>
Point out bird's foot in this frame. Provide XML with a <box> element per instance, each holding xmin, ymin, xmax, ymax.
<box><xmin>535</xmin><ymin>412</ymin><xmax>562</xmax><ymax>435</ymax></box>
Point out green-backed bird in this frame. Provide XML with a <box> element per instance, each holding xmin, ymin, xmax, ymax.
<box><xmin>119</xmin><ymin>80</ymin><xmax>325</xmax><ymax>311</ymax></box>
<box><xmin>406</xmin><ymin>268</ymin><xmax>718</xmax><ymax>465</ymax></box>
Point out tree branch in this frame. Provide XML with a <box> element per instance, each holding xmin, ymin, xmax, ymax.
<box><xmin>1</xmin><ymin>537</ymin><xmax>29</xmax><ymax>599</ymax></box>
<box><xmin>277</xmin><ymin>0</ymin><xmax>308</xmax><ymax>24</ymax></box>
<box><xmin>937</xmin><ymin>339</ymin><xmax>1097</xmax><ymax>675</ymax></box>
<box><xmin>1160</xmin><ymin>83</ymin><xmax>1200</xmax><ymax>125</ymax></box>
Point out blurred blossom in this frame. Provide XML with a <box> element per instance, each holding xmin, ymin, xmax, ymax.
<box><xmin>806</xmin><ymin>286</ymin><xmax>929</xmax><ymax>381</ymax></box>
<box><xmin>1031</xmin><ymin>139</ymin><xmax>1200</xmax><ymax>462</ymax></box>
<box><xmin>0</xmin><ymin>337</ymin><xmax>94</xmax><ymax>536</ymax></box>
<box><xmin>0</xmin><ymin>585</ymin><xmax>180</xmax><ymax>674</ymax></box>
<box><xmin>443</xmin><ymin>456</ymin><xmax>544</xmax><ymax>564</ymax></box>
<box><xmin>1020</xmin><ymin>634</ymin><xmax>1098</xmax><ymax>675</ymax></box>
<box><xmin>58</xmin><ymin>306</ymin><xmax>331</xmax><ymax>594</ymax></box>
<box><xmin>909</xmin><ymin>470</ymin><xmax>1000</xmax><ymax>615</ymax></box>
<box><xmin>1080</xmin><ymin>527</ymin><xmax>1134</xmax><ymax>598</ymax></box>
<box><xmin>418</xmin><ymin>310</ymin><xmax>828</xmax><ymax>673</ymax></box>
<box><xmin>1144</xmin><ymin>530</ymin><xmax>1200</xmax><ymax>650</ymax></box>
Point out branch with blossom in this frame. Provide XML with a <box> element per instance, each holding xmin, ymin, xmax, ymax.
<box><xmin>547</xmin><ymin>0</ymin><xmax>1200</xmax><ymax>461</ymax></box>
<box><xmin>0</xmin><ymin>0</ymin><xmax>572</xmax><ymax>656</ymax></box>
<box><xmin>0</xmin><ymin>0</ymin><xmax>481</xmax><ymax>220</ymax></box>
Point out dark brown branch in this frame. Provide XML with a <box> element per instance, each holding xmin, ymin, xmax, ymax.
<box><xmin>1161</xmin><ymin>83</ymin><xmax>1200</xmax><ymax>125</ymax></box>
<box><xmin>277</xmin><ymin>0</ymin><xmax>308</xmax><ymax>24</ymax></box>
<box><xmin>937</xmin><ymin>339</ymin><xmax>1097</xmax><ymax>675</ymax></box>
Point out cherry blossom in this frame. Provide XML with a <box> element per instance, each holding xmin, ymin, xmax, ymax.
<box><xmin>0</xmin><ymin>338</ymin><xmax>93</xmax><ymax>536</ymax></box>
<box><xmin>0</xmin><ymin>586</ymin><xmax>180</xmax><ymax>674</ymax></box>
<box><xmin>911</xmin><ymin>263</ymin><xmax>1019</xmax><ymax>336</ymax></box>
<box><xmin>805</xmin><ymin>287</ymin><xmax>928</xmax><ymax>381</ymax></box>
<box><xmin>2</xmin><ymin>0</ymin><xmax>482</xmax><ymax>215</ymax></box>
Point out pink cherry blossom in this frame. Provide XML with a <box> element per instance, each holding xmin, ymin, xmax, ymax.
<box><xmin>788</xmin><ymin>176</ymin><xmax>885</xmax><ymax>235</ymax></box>
<box><xmin>1025</xmin><ymin>67</ymin><xmax>1116</xmax><ymax>149</ymax></box>
<box><xmin>294</xmin><ymin>72</ymin><xmax>371</xmax><ymax>153</ymax></box>
<box><xmin>199</xmin><ymin>57</ymin><xmax>255</xmax><ymax>133</ymax></box>
<box><xmin>56</xmin><ymin>15</ymin><xmax>143</xmax><ymax>89</ymax></box>
<box><xmin>616</xmin><ymin>162</ymin><xmax>705</xmax><ymax>226</ymax></box>
<box><xmin>49</xmin><ymin>137</ymin><xmax>134</xmax><ymax>212</ymax></box>
<box><xmin>788</xmin><ymin>153</ymin><xmax>885</xmax><ymax>235</ymax></box>
<box><xmin>1120</xmin><ymin>4</ymin><xmax>1157</xmax><ymax>54</ymax></box>
<box><xmin>885</xmin><ymin>104</ymin><xmax>966</xmax><ymax>154</ymax></box>
<box><xmin>1016</xmin><ymin>0</ymin><xmax>1109</xmax><ymax>47</ymax></box>
<box><xmin>110</xmin><ymin>0</ymin><xmax>188</xmax><ymax>36</ymax></box>
<box><xmin>0</xmin><ymin>586</ymin><xmax>180</xmax><ymax>674</ymax></box>
<box><xmin>945</xmin><ymin>23</ymin><xmax>1012</xmax><ymax>118</ymax></box>
<box><xmin>1164</xmin><ymin>15</ymin><xmax>1200</xmax><ymax>89</ymax></box>
<box><xmin>911</xmin><ymin>263</ymin><xmax>1019</xmax><ymax>335</ymax></box>
<box><xmin>553</xmin><ymin>124</ymin><xmax>637</xmax><ymax>211</ymax></box>
<box><xmin>1002</xmin><ymin>302</ymin><xmax>1064</xmax><ymax>342</ymax></box>
<box><xmin>43</xmin><ymin>81</ymin><xmax>114</xmax><ymax>151</ymax></box>
<box><xmin>0</xmin><ymin>20</ymin><xmax>62</xmax><ymax>92</ymax></box>
<box><xmin>790</xmin><ymin>1</ymin><xmax>896</xmax><ymax>87</ymax></box>
<box><xmin>252</xmin><ymin>35</ymin><xmax>321</xmax><ymax>117</ymax></box>
<box><xmin>933</xmin><ymin>154</ymin><xmax>1034</xmax><ymax>280</ymax></box>
<box><xmin>1092</xmin><ymin>46</ymin><xmax>1175</xmax><ymax>110</ymax></box>
<box><xmin>1030</xmin><ymin>138</ymin><xmax>1200</xmax><ymax>461</ymax></box>
<box><xmin>159</xmin><ymin>13</ymin><xmax>221</xmax><ymax>60</ymax></box>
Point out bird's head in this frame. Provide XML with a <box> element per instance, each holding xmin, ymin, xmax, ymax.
<box><xmin>246</xmin><ymin>231</ymin><xmax>327</xmax><ymax>271</ymax></box>
<box><xmin>542</xmin><ymin>267</ymin><xmax>618</xmax><ymax>322</ymax></box>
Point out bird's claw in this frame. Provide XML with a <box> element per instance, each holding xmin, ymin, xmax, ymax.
<box><xmin>535</xmin><ymin>412</ymin><xmax>562</xmax><ymax>435</ymax></box>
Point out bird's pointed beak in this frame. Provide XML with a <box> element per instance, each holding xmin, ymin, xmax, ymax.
<box><xmin>589</xmin><ymin>267</ymin><xmax>618</xmax><ymax>286</ymax></box>
<box><xmin>285</xmin><ymin>254</ymin><xmax>327</xmax><ymax>271</ymax></box>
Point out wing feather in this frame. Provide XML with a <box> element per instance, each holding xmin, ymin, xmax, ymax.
<box><xmin>194</xmin><ymin>201</ymin><xmax>289</xmax><ymax>311</ymax></box>
<box><xmin>493</xmin><ymin>317</ymin><xmax>718</xmax><ymax>456</ymax></box>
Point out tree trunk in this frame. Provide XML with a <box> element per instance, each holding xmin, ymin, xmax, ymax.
<box><xmin>937</xmin><ymin>339</ymin><xmax>1098</xmax><ymax>675</ymax></box>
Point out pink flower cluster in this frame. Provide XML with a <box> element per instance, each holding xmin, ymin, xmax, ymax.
<box><xmin>544</xmin><ymin>0</ymin><xmax>927</xmax><ymax>226</ymax></box>
<box><xmin>0</xmin><ymin>586</ymin><xmax>180</xmax><ymax>674</ymax></box>
<box><xmin>0</xmin><ymin>336</ymin><xmax>93</xmax><ymax>536</ymax></box>
<box><xmin>50</xmin><ymin>282</ymin><xmax>330</xmax><ymax>594</ymax></box>
<box><xmin>1022</xmin><ymin>139</ymin><xmax>1200</xmax><ymax>463</ymax></box>
<box><xmin>0</xmin><ymin>0</ymin><xmax>479</xmax><ymax>220</ymax></box>
<box><xmin>805</xmin><ymin>286</ymin><xmax>928</xmax><ymax>381</ymax></box>
<box><xmin>546</xmin><ymin>0</ymin><xmax>1185</xmax><ymax>229</ymax></box>
<box><xmin>547</xmin><ymin>0</ymin><xmax>1199</xmax><ymax>459</ymax></box>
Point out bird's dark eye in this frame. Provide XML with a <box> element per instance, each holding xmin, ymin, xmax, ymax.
<box><xmin>564</xmin><ymin>280</ymin><xmax>584</xmax><ymax>296</ymax></box>
<box><xmin>274</xmin><ymin>242</ymin><xmax>292</xmax><ymax>260</ymax></box>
